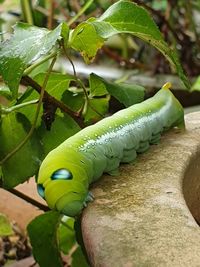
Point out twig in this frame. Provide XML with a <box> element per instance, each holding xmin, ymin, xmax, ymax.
<box><xmin>47</xmin><ymin>0</ymin><xmax>55</xmax><ymax>30</ymax></box>
<box><xmin>21</xmin><ymin>76</ymin><xmax>84</xmax><ymax>128</ymax></box>
<box><xmin>0</xmin><ymin>57</ymin><xmax>57</xmax><ymax>165</ymax></box>
<box><xmin>68</xmin><ymin>0</ymin><xmax>94</xmax><ymax>26</ymax></box>
<box><xmin>23</xmin><ymin>51</ymin><xmax>57</xmax><ymax>76</ymax></box>
<box><xmin>8</xmin><ymin>188</ymin><xmax>49</xmax><ymax>212</ymax></box>
<box><xmin>1</xmin><ymin>99</ymin><xmax>38</xmax><ymax>114</ymax></box>
<box><xmin>20</xmin><ymin>0</ymin><xmax>34</xmax><ymax>25</ymax></box>
<box><xmin>62</xmin><ymin>43</ymin><xmax>104</xmax><ymax>118</ymax></box>
<box><xmin>102</xmin><ymin>46</ymin><xmax>147</xmax><ymax>70</ymax></box>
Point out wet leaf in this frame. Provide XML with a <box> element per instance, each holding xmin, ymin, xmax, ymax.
<box><xmin>27</xmin><ymin>211</ymin><xmax>63</xmax><ymax>267</ymax></box>
<box><xmin>70</xmin><ymin>0</ymin><xmax>190</xmax><ymax>89</ymax></box>
<box><xmin>89</xmin><ymin>73</ymin><xmax>145</xmax><ymax>107</ymax></box>
<box><xmin>0</xmin><ymin>22</ymin><xmax>68</xmax><ymax>98</ymax></box>
<box><xmin>0</xmin><ymin>112</ymin><xmax>42</xmax><ymax>188</ymax></box>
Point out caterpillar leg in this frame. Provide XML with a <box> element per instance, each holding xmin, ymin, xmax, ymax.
<box><xmin>107</xmin><ymin>168</ymin><xmax>120</xmax><ymax>176</ymax></box>
<box><xmin>104</xmin><ymin>157</ymin><xmax>120</xmax><ymax>174</ymax></box>
<box><xmin>121</xmin><ymin>149</ymin><xmax>137</xmax><ymax>163</ymax></box>
<box><xmin>150</xmin><ymin>133</ymin><xmax>161</xmax><ymax>145</ymax></box>
<box><xmin>137</xmin><ymin>141</ymin><xmax>150</xmax><ymax>153</ymax></box>
<box><xmin>86</xmin><ymin>191</ymin><xmax>94</xmax><ymax>202</ymax></box>
<box><xmin>176</xmin><ymin>119</ymin><xmax>185</xmax><ymax>130</ymax></box>
<box><xmin>83</xmin><ymin>191</ymin><xmax>95</xmax><ymax>207</ymax></box>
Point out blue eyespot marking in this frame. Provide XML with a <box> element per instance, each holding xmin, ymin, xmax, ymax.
<box><xmin>51</xmin><ymin>168</ymin><xmax>73</xmax><ymax>180</ymax></box>
<box><xmin>37</xmin><ymin>184</ymin><xmax>45</xmax><ymax>199</ymax></box>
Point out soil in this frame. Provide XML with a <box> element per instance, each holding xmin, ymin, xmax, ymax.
<box><xmin>0</xmin><ymin>222</ymin><xmax>32</xmax><ymax>266</ymax></box>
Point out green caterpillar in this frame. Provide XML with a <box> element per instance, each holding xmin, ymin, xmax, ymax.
<box><xmin>37</xmin><ymin>83</ymin><xmax>184</xmax><ymax>216</ymax></box>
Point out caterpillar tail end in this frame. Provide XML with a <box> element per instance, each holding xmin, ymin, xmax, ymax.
<box><xmin>176</xmin><ymin>120</ymin><xmax>186</xmax><ymax>130</ymax></box>
<box><xmin>162</xmin><ymin>82</ymin><xmax>172</xmax><ymax>90</ymax></box>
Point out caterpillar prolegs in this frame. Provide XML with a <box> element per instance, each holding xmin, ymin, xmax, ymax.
<box><xmin>37</xmin><ymin>84</ymin><xmax>184</xmax><ymax>216</ymax></box>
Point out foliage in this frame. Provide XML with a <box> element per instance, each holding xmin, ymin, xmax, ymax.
<box><xmin>0</xmin><ymin>213</ymin><xmax>13</xmax><ymax>236</ymax></box>
<box><xmin>0</xmin><ymin>0</ymin><xmax>192</xmax><ymax>266</ymax></box>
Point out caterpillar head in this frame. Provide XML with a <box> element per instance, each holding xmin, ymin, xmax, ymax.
<box><xmin>37</xmin><ymin>148</ymin><xmax>89</xmax><ymax>217</ymax></box>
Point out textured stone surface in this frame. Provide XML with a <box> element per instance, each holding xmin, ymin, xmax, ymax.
<box><xmin>81</xmin><ymin>112</ymin><xmax>200</xmax><ymax>267</ymax></box>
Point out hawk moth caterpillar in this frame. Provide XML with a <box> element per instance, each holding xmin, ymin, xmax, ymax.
<box><xmin>37</xmin><ymin>83</ymin><xmax>184</xmax><ymax>216</ymax></box>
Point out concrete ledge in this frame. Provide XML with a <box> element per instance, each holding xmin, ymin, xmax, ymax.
<box><xmin>81</xmin><ymin>112</ymin><xmax>200</xmax><ymax>267</ymax></box>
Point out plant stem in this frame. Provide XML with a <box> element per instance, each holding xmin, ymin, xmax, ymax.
<box><xmin>23</xmin><ymin>51</ymin><xmax>58</xmax><ymax>76</ymax></box>
<box><xmin>62</xmin><ymin>43</ymin><xmax>104</xmax><ymax>118</ymax></box>
<box><xmin>68</xmin><ymin>0</ymin><xmax>94</xmax><ymax>26</ymax></box>
<box><xmin>0</xmin><ymin>56</ymin><xmax>57</xmax><ymax>165</ymax></box>
<box><xmin>1</xmin><ymin>100</ymin><xmax>38</xmax><ymax>114</ymax></box>
<box><xmin>20</xmin><ymin>0</ymin><xmax>34</xmax><ymax>25</ymax></box>
<box><xmin>21</xmin><ymin>76</ymin><xmax>84</xmax><ymax>128</ymax></box>
<box><xmin>47</xmin><ymin>0</ymin><xmax>55</xmax><ymax>30</ymax></box>
<box><xmin>8</xmin><ymin>188</ymin><xmax>49</xmax><ymax>212</ymax></box>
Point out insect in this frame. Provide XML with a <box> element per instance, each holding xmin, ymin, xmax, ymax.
<box><xmin>37</xmin><ymin>83</ymin><xmax>184</xmax><ymax>217</ymax></box>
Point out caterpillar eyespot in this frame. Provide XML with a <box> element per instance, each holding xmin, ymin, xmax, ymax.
<box><xmin>37</xmin><ymin>184</ymin><xmax>45</xmax><ymax>199</ymax></box>
<box><xmin>37</xmin><ymin>85</ymin><xmax>185</xmax><ymax>216</ymax></box>
<box><xmin>51</xmin><ymin>169</ymin><xmax>73</xmax><ymax>180</ymax></box>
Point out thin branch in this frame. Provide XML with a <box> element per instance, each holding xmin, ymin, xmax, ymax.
<box><xmin>21</xmin><ymin>76</ymin><xmax>84</xmax><ymax>128</ymax></box>
<box><xmin>68</xmin><ymin>0</ymin><xmax>94</xmax><ymax>26</ymax></box>
<box><xmin>62</xmin><ymin>43</ymin><xmax>104</xmax><ymax>118</ymax></box>
<box><xmin>0</xmin><ymin>57</ymin><xmax>57</xmax><ymax>165</ymax></box>
<box><xmin>47</xmin><ymin>0</ymin><xmax>55</xmax><ymax>30</ymax></box>
<box><xmin>23</xmin><ymin>51</ymin><xmax>58</xmax><ymax>76</ymax></box>
<box><xmin>8</xmin><ymin>188</ymin><xmax>49</xmax><ymax>212</ymax></box>
<box><xmin>102</xmin><ymin>46</ymin><xmax>147</xmax><ymax>70</ymax></box>
<box><xmin>1</xmin><ymin>99</ymin><xmax>38</xmax><ymax>114</ymax></box>
<box><xmin>20</xmin><ymin>0</ymin><xmax>34</xmax><ymax>25</ymax></box>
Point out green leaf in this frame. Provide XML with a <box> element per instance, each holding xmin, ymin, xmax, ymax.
<box><xmin>0</xmin><ymin>213</ymin><xmax>13</xmax><ymax>236</ymax></box>
<box><xmin>72</xmin><ymin>246</ymin><xmax>89</xmax><ymax>267</ymax></box>
<box><xmin>34</xmin><ymin>72</ymin><xmax>74</xmax><ymax>99</ymax></box>
<box><xmin>38</xmin><ymin>111</ymin><xmax>80</xmax><ymax>156</ymax></box>
<box><xmin>70</xmin><ymin>20</ymin><xmax>104</xmax><ymax>63</ymax></box>
<box><xmin>0</xmin><ymin>85</ymin><xmax>12</xmax><ymax>100</ymax></box>
<box><xmin>58</xmin><ymin>217</ymin><xmax>76</xmax><ymax>255</ymax></box>
<box><xmin>84</xmin><ymin>97</ymin><xmax>109</xmax><ymax>124</ymax></box>
<box><xmin>62</xmin><ymin>90</ymin><xmax>84</xmax><ymax>112</ymax></box>
<box><xmin>70</xmin><ymin>0</ymin><xmax>190</xmax><ymax>89</ymax></box>
<box><xmin>89</xmin><ymin>73</ymin><xmax>108</xmax><ymax>97</ymax></box>
<box><xmin>89</xmin><ymin>73</ymin><xmax>145</xmax><ymax>106</ymax></box>
<box><xmin>0</xmin><ymin>22</ymin><xmax>67</xmax><ymax>98</ymax></box>
<box><xmin>191</xmin><ymin>76</ymin><xmax>200</xmax><ymax>91</ymax></box>
<box><xmin>17</xmin><ymin>72</ymin><xmax>75</xmax><ymax>123</ymax></box>
<box><xmin>0</xmin><ymin>112</ymin><xmax>42</xmax><ymax>188</ymax></box>
<box><xmin>58</xmin><ymin>217</ymin><xmax>89</xmax><ymax>267</ymax></box>
<box><xmin>27</xmin><ymin>211</ymin><xmax>63</xmax><ymax>267</ymax></box>
<box><xmin>108</xmin><ymin>82</ymin><xmax>145</xmax><ymax>107</ymax></box>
